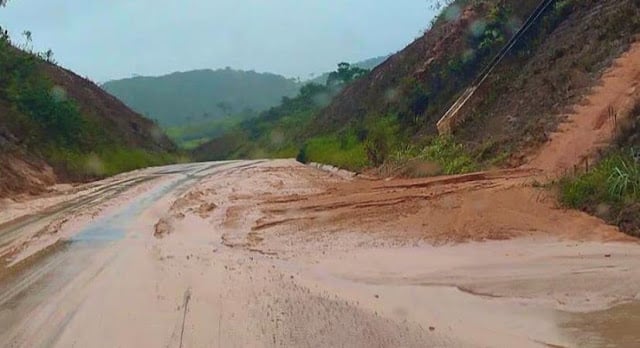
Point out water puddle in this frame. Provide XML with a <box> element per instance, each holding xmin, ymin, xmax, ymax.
<box><xmin>0</xmin><ymin>169</ymin><xmax>203</xmax><ymax>328</ymax></box>
<box><xmin>70</xmin><ymin>174</ymin><xmax>193</xmax><ymax>243</ymax></box>
<box><xmin>0</xmin><ymin>161</ymin><xmax>247</xmax><ymax>344</ymax></box>
<box><xmin>560</xmin><ymin>302</ymin><xmax>640</xmax><ymax>347</ymax></box>
<box><xmin>0</xmin><ymin>176</ymin><xmax>153</xmax><ymax>248</ymax></box>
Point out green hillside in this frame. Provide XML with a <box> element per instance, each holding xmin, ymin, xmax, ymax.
<box><xmin>102</xmin><ymin>69</ymin><xmax>301</xmax><ymax>128</ymax></box>
<box><xmin>102</xmin><ymin>62</ymin><xmax>388</xmax><ymax>149</ymax></box>
<box><xmin>195</xmin><ymin>0</ymin><xmax>640</xmax><ymax>174</ymax></box>
<box><xmin>192</xmin><ymin>62</ymin><xmax>369</xmax><ymax>161</ymax></box>
<box><xmin>0</xmin><ymin>28</ymin><xmax>179</xmax><ymax>196</ymax></box>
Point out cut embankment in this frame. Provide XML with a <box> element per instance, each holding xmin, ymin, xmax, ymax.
<box><xmin>0</xmin><ymin>154</ymin><xmax>57</xmax><ymax>198</ymax></box>
<box><xmin>527</xmin><ymin>42</ymin><xmax>640</xmax><ymax>176</ymax></box>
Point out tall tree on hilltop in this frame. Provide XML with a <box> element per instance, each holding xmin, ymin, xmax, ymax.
<box><xmin>326</xmin><ymin>62</ymin><xmax>369</xmax><ymax>88</ymax></box>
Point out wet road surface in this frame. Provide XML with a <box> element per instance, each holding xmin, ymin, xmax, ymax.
<box><xmin>1</xmin><ymin>160</ymin><xmax>639</xmax><ymax>347</ymax></box>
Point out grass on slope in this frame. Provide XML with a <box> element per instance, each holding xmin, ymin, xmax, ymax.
<box><xmin>560</xmin><ymin>152</ymin><xmax>640</xmax><ymax>208</ymax></box>
<box><xmin>49</xmin><ymin>148</ymin><xmax>186</xmax><ymax>177</ymax></box>
<box><xmin>166</xmin><ymin>114</ymin><xmax>251</xmax><ymax>149</ymax></box>
<box><xmin>560</xmin><ymin>103</ymin><xmax>640</xmax><ymax>237</ymax></box>
<box><xmin>0</xmin><ymin>29</ymin><xmax>179</xmax><ymax>180</ymax></box>
<box><xmin>298</xmin><ymin>134</ymin><xmax>369</xmax><ymax>171</ymax></box>
<box><xmin>560</xmin><ymin>150</ymin><xmax>640</xmax><ymax>237</ymax></box>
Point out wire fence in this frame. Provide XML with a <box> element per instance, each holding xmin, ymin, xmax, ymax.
<box><xmin>437</xmin><ymin>0</ymin><xmax>558</xmax><ymax>134</ymax></box>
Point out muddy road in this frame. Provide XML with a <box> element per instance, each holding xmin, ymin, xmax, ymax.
<box><xmin>0</xmin><ymin>159</ymin><xmax>638</xmax><ymax>347</ymax></box>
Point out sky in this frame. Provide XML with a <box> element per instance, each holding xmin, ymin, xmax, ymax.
<box><xmin>0</xmin><ymin>1</ymin><xmax>436</xmax><ymax>83</ymax></box>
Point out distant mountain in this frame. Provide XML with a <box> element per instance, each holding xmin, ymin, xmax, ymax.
<box><xmin>308</xmin><ymin>56</ymin><xmax>389</xmax><ymax>85</ymax></box>
<box><xmin>102</xmin><ymin>68</ymin><xmax>301</xmax><ymax>127</ymax></box>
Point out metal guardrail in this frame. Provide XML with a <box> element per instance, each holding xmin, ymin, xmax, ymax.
<box><xmin>437</xmin><ymin>0</ymin><xmax>558</xmax><ymax>134</ymax></box>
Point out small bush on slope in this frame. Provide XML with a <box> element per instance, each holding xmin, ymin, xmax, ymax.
<box><xmin>560</xmin><ymin>152</ymin><xmax>640</xmax><ymax>208</ymax></box>
<box><xmin>560</xmin><ymin>151</ymin><xmax>640</xmax><ymax>237</ymax></box>
<box><xmin>421</xmin><ymin>136</ymin><xmax>478</xmax><ymax>175</ymax></box>
<box><xmin>364</xmin><ymin>115</ymin><xmax>402</xmax><ymax>166</ymax></box>
<box><xmin>48</xmin><ymin>148</ymin><xmax>185</xmax><ymax>177</ymax></box>
<box><xmin>301</xmin><ymin>134</ymin><xmax>368</xmax><ymax>171</ymax></box>
<box><xmin>560</xmin><ymin>103</ymin><xmax>640</xmax><ymax>237</ymax></box>
<box><xmin>381</xmin><ymin>135</ymin><xmax>479</xmax><ymax>177</ymax></box>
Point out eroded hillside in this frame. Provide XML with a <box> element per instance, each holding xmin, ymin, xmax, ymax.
<box><xmin>314</xmin><ymin>0</ymin><xmax>640</xmax><ymax>159</ymax></box>
<box><xmin>195</xmin><ymin>0</ymin><xmax>640</xmax><ymax>175</ymax></box>
<box><xmin>0</xmin><ymin>33</ymin><xmax>177</xmax><ymax>198</ymax></box>
<box><xmin>454</xmin><ymin>0</ymin><xmax>640</xmax><ymax>164</ymax></box>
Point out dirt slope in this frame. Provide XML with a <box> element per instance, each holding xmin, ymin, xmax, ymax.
<box><xmin>310</xmin><ymin>0</ymin><xmax>640</xmax><ymax>166</ymax></box>
<box><xmin>312</xmin><ymin>0</ymin><xmax>542</xmax><ymax>133</ymax></box>
<box><xmin>0</xmin><ymin>153</ymin><xmax>55</xmax><ymax>197</ymax></box>
<box><xmin>0</xmin><ymin>110</ymin><xmax>56</xmax><ymax>197</ymax></box>
<box><xmin>528</xmin><ymin>42</ymin><xmax>640</xmax><ymax>175</ymax></box>
<box><xmin>43</xmin><ymin>64</ymin><xmax>175</xmax><ymax>152</ymax></box>
<box><xmin>0</xmin><ymin>60</ymin><xmax>176</xmax><ymax>198</ymax></box>
<box><xmin>457</xmin><ymin>0</ymin><xmax>640</xmax><ymax>163</ymax></box>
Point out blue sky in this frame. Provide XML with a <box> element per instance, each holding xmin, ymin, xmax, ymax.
<box><xmin>0</xmin><ymin>1</ymin><xmax>436</xmax><ymax>82</ymax></box>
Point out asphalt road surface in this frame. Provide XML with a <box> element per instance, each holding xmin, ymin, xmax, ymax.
<box><xmin>1</xmin><ymin>160</ymin><xmax>640</xmax><ymax>347</ymax></box>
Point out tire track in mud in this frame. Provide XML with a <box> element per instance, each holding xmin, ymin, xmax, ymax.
<box><xmin>179</xmin><ymin>288</ymin><xmax>192</xmax><ymax>348</ymax></box>
<box><xmin>0</xmin><ymin>244</ymin><xmax>117</xmax><ymax>347</ymax></box>
<box><xmin>0</xmin><ymin>161</ymin><xmax>242</xmax><ymax>266</ymax></box>
<box><xmin>0</xmin><ymin>176</ymin><xmax>156</xmax><ymax>254</ymax></box>
<box><xmin>0</xmin><ymin>161</ymin><xmax>254</xmax><ymax>347</ymax></box>
<box><xmin>2</xmin><ymin>159</ymin><xmax>636</xmax><ymax>347</ymax></box>
<box><xmin>248</xmin><ymin>170</ymin><xmax>524</xmax><ymax>244</ymax></box>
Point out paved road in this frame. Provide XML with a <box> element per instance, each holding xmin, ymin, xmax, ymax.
<box><xmin>1</xmin><ymin>160</ymin><xmax>639</xmax><ymax>347</ymax></box>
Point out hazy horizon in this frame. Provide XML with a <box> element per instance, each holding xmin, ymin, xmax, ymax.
<box><xmin>0</xmin><ymin>1</ymin><xmax>437</xmax><ymax>83</ymax></box>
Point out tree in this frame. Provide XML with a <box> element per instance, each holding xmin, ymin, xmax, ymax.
<box><xmin>44</xmin><ymin>49</ymin><xmax>54</xmax><ymax>63</ymax></box>
<box><xmin>326</xmin><ymin>62</ymin><xmax>369</xmax><ymax>88</ymax></box>
<box><xmin>428</xmin><ymin>0</ymin><xmax>456</xmax><ymax>11</ymax></box>
<box><xmin>0</xmin><ymin>26</ymin><xmax>8</xmax><ymax>41</ymax></box>
<box><xmin>22</xmin><ymin>30</ymin><xmax>32</xmax><ymax>51</ymax></box>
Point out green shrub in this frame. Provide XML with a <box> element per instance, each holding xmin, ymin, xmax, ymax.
<box><xmin>296</xmin><ymin>144</ymin><xmax>308</xmax><ymax>164</ymax></box>
<box><xmin>420</xmin><ymin>136</ymin><xmax>478</xmax><ymax>175</ymax></box>
<box><xmin>364</xmin><ymin>115</ymin><xmax>401</xmax><ymax>166</ymax></box>
<box><xmin>48</xmin><ymin>147</ymin><xmax>181</xmax><ymax>178</ymax></box>
<box><xmin>377</xmin><ymin>135</ymin><xmax>478</xmax><ymax>177</ymax></box>
<box><xmin>560</xmin><ymin>151</ymin><xmax>640</xmax><ymax>209</ymax></box>
<box><xmin>270</xmin><ymin>145</ymin><xmax>298</xmax><ymax>159</ymax></box>
<box><xmin>303</xmin><ymin>134</ymin><xmax>368</xmax><ymax>171</ymax></box>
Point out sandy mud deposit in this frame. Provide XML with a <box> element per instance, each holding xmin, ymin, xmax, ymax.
<box><xmin>2</xmin><ymin>159</ymin><xmax>636</xmax><ymax>347</ymax></box>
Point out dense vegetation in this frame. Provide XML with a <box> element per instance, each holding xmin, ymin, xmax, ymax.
<box><xmin>193</xmin><ymin>62</ymin><xmax>395</xmax><ymax>170</ymax></box>
<box><xmin>0</xmin><ymin>28</ymin><xmax>179</xmax><ymax>181</ymax></box>
<box><xmin>102</xmin><ymin>69</ymin><xmax>301</xmax><ymax>127</ymax></box>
